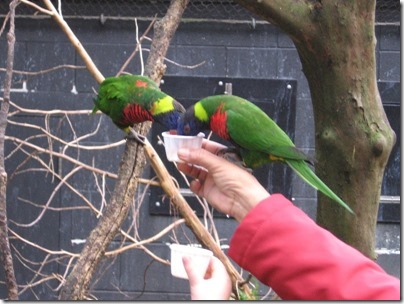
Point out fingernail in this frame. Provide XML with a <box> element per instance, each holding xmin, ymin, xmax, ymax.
<box><xmin>177</xmin><ymin>148</ymin><xmax>190</xmax><ymax>160</ymax></box>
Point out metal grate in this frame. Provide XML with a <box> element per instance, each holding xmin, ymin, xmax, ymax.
<box><xmin>0</xmin><ymin>0</ymin><xmax>400</xmax><ymax>24</ymax></box>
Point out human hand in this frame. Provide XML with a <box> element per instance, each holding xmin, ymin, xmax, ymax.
<box><xmin>183</xmin><ymin>255</ymin><xmax>232</xmax><ymax>300</ymax></box>
<box><xmin>177</xmin><ymin>140</ymin><xmax>270</xmax><ymax>222</ymax></box>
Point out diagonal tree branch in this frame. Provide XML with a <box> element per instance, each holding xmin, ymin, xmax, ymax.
<box><xmin>142</xmin><ymin>137</ymin><xmax>252</xmax><ymax>299</ymax></box>
<box><xmin>42</xmin><ymin>0</ymin><xmax>105</xmax><ymax>84</ymax></box>
<box><xmin>45</xmin><ymin>0</ymin><xmax>190</xmax><ymax>299</ymax></box>
<box><xmin>39</xmin><ymin>0</ymin><xmax>251</xmax><ymax>300</ymax></box>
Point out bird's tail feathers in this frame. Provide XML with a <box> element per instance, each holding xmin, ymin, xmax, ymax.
<box><xmin>285</xmin><ymin>159</ymin><xmax>354</xmax><ymax>214</ymax></box>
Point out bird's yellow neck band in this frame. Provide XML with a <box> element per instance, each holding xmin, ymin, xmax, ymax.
<box><xmin>151</xmin><ymin>96</ymin><xmax>174</xmax><ymax>115</ymax></box>
<box><xmin>194</xmin><ymin>102</ymin><xmax>209</xmax><ymax>122</ymax></box>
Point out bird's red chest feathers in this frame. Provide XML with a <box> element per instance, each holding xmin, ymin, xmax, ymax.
<box><xmin>210</xmin><ymin>105</ymin><xmax>230</xmax><ymax>140</ymax></box>
<box><xmin>121</xmin><ymin>103</ymin><xmax>154</xmax><ymax>125</ymax></box>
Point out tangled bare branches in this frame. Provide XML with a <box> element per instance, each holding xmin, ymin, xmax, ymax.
<box><xmin>0</xmin><ymin>0</ymin><xmax>253</xmax><ymax>300</ymax></box>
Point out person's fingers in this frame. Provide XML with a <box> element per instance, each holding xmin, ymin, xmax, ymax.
<box><xmin>189</xmin><ymin>179</ymin><xmax>203</xmax><ymax>195</ymax></box>
<box><xmin>182</xmin><ymin>256</ymin><xmax>202</xmax><ymax>284</ymax></box>
<box><xmin>209</xmin><ymin>257</ymin><xmax>232</xmax><ymax>296</ymax></box>
<box><xmin>209</xmin><ymin>256</ymin><xmax>229</xmax><ymax>278</ymax></box>
<box><xmin>202</xmin><ymin>255</ymin><xmax>216</xmax><ymax>278</ymax></box>
<box><xmin>177</xmin><ymin>162</ymin><xmax>208</xmax><ymax>182</ymax></box>
<box><xmin>176</xmin><ymin>162</ymin><xmax>191</xmax><ymax>175</ymax></box>
<box><xmin>178</xmin><ymin>147</ymin><xmax>225</xmax><ymax>170</ymax></box>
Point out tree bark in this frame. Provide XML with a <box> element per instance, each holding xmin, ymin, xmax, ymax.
<box><xmin>58</xmin><ymin>0</ymin><xmax>189</xmax><ymax>299</ymax></box>
<box><xmin>300</xmin><ymin>0</ymin><xmax>395</xmax><ymax>259</ymax></box>
<box><xmin>236</xmin><ymin>0</ymin><xmax>396</xmax><ymax>258</ymax></box>
<box><xmin>0</xmin><ymin>1</ymin><xmax>19</xmax><ymax>300</ymax></box>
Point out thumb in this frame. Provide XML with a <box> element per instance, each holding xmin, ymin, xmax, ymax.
<box><xmin>178</xmin><ymin>148</ymin><xmax>221</xmax><ymax>170</ymax></box>
<box><xmin>182</xmin><ymin>256</ymin><xmax>203</xmax><ymax>283</ymax></box>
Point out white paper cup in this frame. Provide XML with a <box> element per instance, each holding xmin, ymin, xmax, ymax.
<box><xmin>162</xmin><ymin>132</ymin><xmax>205</xmax><ymax>162</ymax></box>
<box><xmin>169</xmin><ymin>244</ymin><xmax>213</xmax><ymax>279</ymax></box>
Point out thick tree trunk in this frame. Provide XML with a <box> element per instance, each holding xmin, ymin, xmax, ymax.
<box><xmin>295</xmin><ymin>1</ymin><xmax>396</xmax><ymax>259</ymax></box>
<box><xmin>236</xmin><ymin>0</ymin><xmax>396</xmax><ymax>258</ymax></box>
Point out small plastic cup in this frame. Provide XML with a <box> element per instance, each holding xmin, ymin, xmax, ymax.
<box><xmin>162</xmin><ymin>131</ymin><xmax>205</xmax><ymax>162</ymax></box>
<box><xmin>169</xmin><ymin>244</ymin><xmax>213</xmax><ymax>279</ymax></box>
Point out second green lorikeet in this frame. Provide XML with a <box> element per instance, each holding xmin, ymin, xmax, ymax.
<box><xmin>177</xmin><ymin>94</ymin><xmax>354</xmax><ymax>214</ymax></box>
<box><xmin>93</xmin><ymin>74</ymin><xmax>185</xmax><ymax>132</ymax></box>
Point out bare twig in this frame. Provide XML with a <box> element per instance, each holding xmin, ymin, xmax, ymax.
<box><xmin>42</xmin><ymin>0</ymin><xmax>105</xmax><ymax>84</ymax></box>
<box><xmin>106</xmin><ymin>219</ymin><xmax>186</xmax><ymax>256</ymax></box>
<box><xmin>0</xmin><ymin>64</ymin><xmax>86</xmax><ymax>76</ymax></box>
<box><xmin>136</xmin><ymin>19</ymin><xmax>145</xmax><ymax>76</ymax></box>
<box><xmin>7</xmin><ymin>118</ymin><xmax>126</xmax><ymax>152</ymax></box>
<box><xmin>139</xmin><ymin>46</ymin><xmax>207</xmax><ymax>70</ymax></box>
<box><xmin>9</xmin><ymin>100</ymin><xmax>93</xmax><ymax>116</ymax></box>
<box><xmin>16</xmin><ymin>166</ymin><xmax>102</xmax><ymax>227</ymax></box>
<box><xmin>9</xmin><ymin>229</ymin><xmax>79</xmax><ymax>257</ymax></box>
<box><xmin>6</xmin><ymin>135</ymin><xmax>159</xmax><ymax>187</ymax></box>
<box><xmin>20</xmin><ymin>0</ymin><xmax>52</xmax><ymax>15</ymax></box>
<box><xmin>6</xmin><ymin>135</ymin><xmax>118</xmax><ymax>179</ymax></box>
<box><xmin>12</xmin><ymin>196</ymin><xmax>90</xmax><ymax>212</ymax></box>
<box><xmin>116</xmin><ymin>17</ymin><xmax>156</xmax><ymax>76</ymax></box>
<box><xmin>0</xmin><ymin>12</ymin><xmax>10</xmax><ymax>38</ymax></box>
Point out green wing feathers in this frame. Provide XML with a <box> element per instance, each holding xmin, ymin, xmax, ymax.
<box><xmin>285</xmin><ymin>159</ymin><xmax>354</xmax><ymax>214</ymax></box>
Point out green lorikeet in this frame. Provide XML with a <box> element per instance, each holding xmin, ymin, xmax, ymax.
<box><xmin>93</xmin><ymin>75</ymin><xmax>185</xmax><ymax>132</ymax></box>
<box><xmin>177</xmin><ymin>94</ymin><xmax>354</xmax><ymax>214</ymax></box>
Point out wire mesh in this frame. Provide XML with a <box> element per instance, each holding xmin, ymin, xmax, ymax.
<box><xmin>0</xmin><ymin>0</ymin><xmax>400</xmax><ymax>24</ymax></box>
<box><xmin>375</xmin><ymin>0</ymin><xmax>400</xmax><ymax>24</ymax></box>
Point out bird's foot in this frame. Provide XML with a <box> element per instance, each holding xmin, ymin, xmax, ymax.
<box><xmin>217</xmin><ymin>147</ymin><xmax>242</xmax><ymax>162</ymax></box>
<box><xmin>126</xmin><ymin>128</ymin><xmax>146</xmax><ymax>145</ymax></box>
<box><xmin>216</xmin><ymin>147</ymin><xmax>252</xmax><ymax>174</ymax></box>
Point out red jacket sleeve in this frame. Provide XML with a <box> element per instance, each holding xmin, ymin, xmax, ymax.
<box><xmin>228</xmin><ymin>194</ymin><xmax>400</xmax><ymax>300</ymax></box>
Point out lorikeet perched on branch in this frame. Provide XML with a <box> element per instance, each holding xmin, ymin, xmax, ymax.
<box><xmin>93</xmin><ymin>75</ymin><xmax>185</xmax><ymax>132</ymax></box>
<box><xmin>177</xmin><ymin>94</ymin><xmax>354</xmax><ymax>214</ymax></box>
